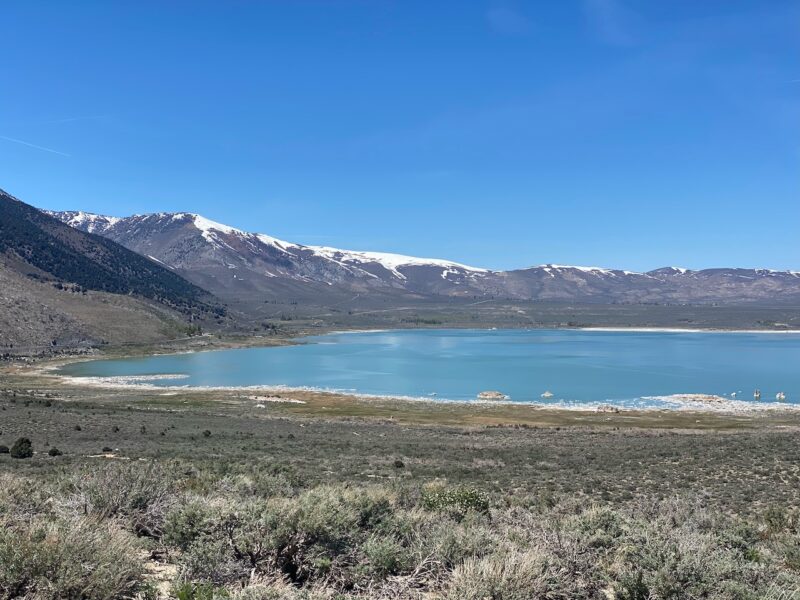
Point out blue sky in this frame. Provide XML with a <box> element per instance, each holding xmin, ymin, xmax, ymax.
<box><xmin>1</xmin><ymin>0</ymin><xmax>798</xmax><ymax>271</ymax></box>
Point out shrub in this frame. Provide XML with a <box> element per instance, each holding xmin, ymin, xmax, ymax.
<box><xmin>446</xmin><ymin>550</ymin><xmax>584</xmax><ymax>599</ymax></box>
<box><xmin>173</xmin><ymin>582</ymin><xmax>231</xmax><ymax>600</ymax></box>
<box><xmin>0</xmin><ymin>516</ymin><xmax>146</xmax><ymax>599</ymax></box>
<box><xmin>63</xmin><ymin>462</ymin><xmax>178</xmax><ymax>537</ymax></box>
<box><xmin>230</xmin><ymin>583</ymin><xmax>331</xmax><ymax>600</ymax></box>
<box><xmin>203</xmin><ymin>430</ymin><xmax>212</xmax><ymax>437</ymax></box>
<box><xmin>164</xmin><ymin>499</ymin><xmax>219</xmax><ymax>551</ymax></box>
<box><xmin>178</xmin><ymin>537</ymin><xmax>250</xmax><ymax>586</ymax></box>
<box><xmin>421</xmin><ymin>484</ymin><xmax>490</xmax><ymax>516</ymax></box>
<box><xmin>419</xmin><ymin>513</ymin><xmax>495</xmax><ymax>570</ymax></box>
<box><xmin>609</xmin><ymin>501</ymin><xmax>784</xmax><ymax>599</ymax></box>
<box><xmin>10</xmin><ymin>437</ymin><xmax>33</xmax><ymax>459</ymax></box>
<box><xmin>0</xmin><ymin>445</ymin><xmax>8</xmax><ymax>454</ymax></box>
<box><xmin>47</xmin><ymin>447</ymin><xmax>63</xmax><ymax>457</ymax></box>
<box><xmin>216</xmin><ymin>471</ymin><xmax>295</xmax><ymax>498</ymax></box>
<box><xmin>176</xmin><ymin>486</ymin><xmax>399</xmax><ymax>588</ymax></box>
<box><xmin>565</xmin><ymin>505</ymin><xmax>626</xmax><ymax>549</ymax></box>
<box><xmin>360</xmin><ymin>534</ymin><xmax>408</xmax><ymax>579</ymax></box>
<box><xmin>394</xmin><ymin>459</ymin><xmax>405</xmax><ymax>469</ymax></box>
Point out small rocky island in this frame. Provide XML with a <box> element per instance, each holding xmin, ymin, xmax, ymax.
<box><xmin>477</xmin><ymin>390</ymin><xmax>509</xmax><ymax>401</ymax></box>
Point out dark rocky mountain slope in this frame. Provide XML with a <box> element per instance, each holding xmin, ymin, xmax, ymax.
<box><xmin>1</xmin><ymin>190</ymin><xmax>228</xmax><ymax>354</ymax></box>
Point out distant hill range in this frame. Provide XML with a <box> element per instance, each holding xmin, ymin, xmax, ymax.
<box><xmin>0</xmin><ymin>190</ymin><xmax>226</xmax><ymax>353</ymax></box>
<box><xmin>50</xmin><ymin>209</ymin><xmax>800</xmax><ymax>306</ymax></box>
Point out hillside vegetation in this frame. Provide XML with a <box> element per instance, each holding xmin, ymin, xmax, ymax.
<box><xmin>0</xmin><ymin>190</ymin><xmax>218</xmax><ymax>314</ymax></box>
<box><xmin>0</xmin><ymin>189</ymin><xmax>232</xmax><ymax>354</ymax></box>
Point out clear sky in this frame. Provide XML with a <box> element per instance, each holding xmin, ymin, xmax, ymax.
<box><xmin>1</xmin><ymin>1</ymin><xmax>798</xmax><ymax>272</ymax></box>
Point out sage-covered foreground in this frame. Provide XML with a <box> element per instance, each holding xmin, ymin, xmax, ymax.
<box><xmin>3</xmin><ymin>386</ymin><xmax>800</xmax><ymax>599</ymax></box>
<box><xmin>4</xmin><ymin>464</ymin><xmax>800</xmax><ymax>600</ymax></box>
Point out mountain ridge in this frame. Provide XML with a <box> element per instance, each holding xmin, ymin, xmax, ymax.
<box><xmin>48</xmin><ymin>208</ymin><xmax>800</xmax><ymax>307</ymax></box>
<box><xmin>50</xmin><ymin>209</ymin><xmax>799</xmax><ymax>278</ymax></box>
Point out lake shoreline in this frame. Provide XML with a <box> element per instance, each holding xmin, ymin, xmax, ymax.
<box><xmin>30</xmin><ymin>367</ymin><xmax>800</xmax><ymax>418</ymax></box>
<box><xmin>7</xmin><ymin>326</ymin><xmax>800</xmax><ymax>421</ymax></box>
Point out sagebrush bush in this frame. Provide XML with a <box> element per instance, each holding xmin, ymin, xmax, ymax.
<box><xmin>359</xmin><ymin>534</ymin><xmax>409</xmax><ymax>580</ymax></box>
<box><xmin>178</xmin><ymin>537</ymin><xmax>250</xmax><ymax>587</ymax></box>
<box><xmin>0</xmin><ymin>515</ymin><xmax>146</xmax><ymax>599</ymax></box>
<box><xmin>447</xmin><ymin>549</ymin><xmax>588</xmax><ymax>599</ymax></box>
<box><xmin>608</xmin><ymin>499</ymin><xmax>787</xmax><ymax>599</ymax></box>
<box><xmin>61</xmin><ymin>461</ymin><xmax>178</xmax><ymax>537</ymax></box>
<box><xmin>164</xmin><ymin>498</ymin><xmax>221</xmax><ymax>550</ymax></box>
<box><xmin>421</xmin><ymin>483</ymin><xmax>489</xmax><ymax>516</ymax></box>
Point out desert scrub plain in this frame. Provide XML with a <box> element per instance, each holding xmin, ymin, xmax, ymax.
<box><xmin>3</xmin><ymin>382</ymin><xmax>800</xmax><ymax>598</ymax></box>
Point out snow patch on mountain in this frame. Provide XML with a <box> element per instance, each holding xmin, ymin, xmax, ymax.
<box><xmin>49</xmin><ymin>210</ymin><xmax>121</xmax><ymax>234</ymax></box>
<box><xmin>540</xmin><ymin>264</ymin><xmax>627</xmax><ymax>276</ymax></box>
<box><xmin>308</xmin><ymin>247</ymin><xmax>488</xmax><ymax>280</ymax></box>
<box><xmin>255</xmin><ymin>233</ymin><xmax>300</xmax><ymax>254</ymax></box>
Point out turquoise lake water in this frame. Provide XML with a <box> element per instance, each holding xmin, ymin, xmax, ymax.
<box><xmin>58</xmin><ymin>329</ymin><xmax>800</xmax><ymax>408</ymax></box>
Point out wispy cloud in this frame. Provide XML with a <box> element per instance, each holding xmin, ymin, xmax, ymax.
<box><xmin>583</xmin><ymin>0</ymin><xmax>639</xmax><ymax>46</ymax></box>
<box><xmin>0</xmin><ymin>135</ymin><xmax>71</xmax><ymax>157</ymax></box>
<box><xmin>42</xmin><ymin>115</ymin><xmax>107</xmax><ymax>125</ymax></box>
<box><xmin>486</xmin><ymin>6</ymin><xmax>531</xmax><ymax>36</ymax></box>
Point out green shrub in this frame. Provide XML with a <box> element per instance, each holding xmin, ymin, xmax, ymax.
<box><xmin>164</xmin><ymin>500</ymin><xmax>219</xmax><ymax>550</ymax></box>
<box><xmin>360</xmin><ymin>534</ymin><xmax>408</xmax><ymax>579</ymax></box>
<box><xmin>178</xmin><ymin>537</ymin><xmax>250</xmax><ymax>586</ymax></box>
<box><xmin>0</xmin><ymin>474</ymin><xmax>54</xmax><ymax>521</ymax></box>
<box><xmin>48</xmin><ymin>447</ymin><xmax>63</xmax><ymax>457</ymax></box>
<box><xmin>0</xmin><ymin>445</ymin><xmax>8</xmax><ymax>454</ymax></box>
<box><xmin>0</xmin><ymin>516</ymin><xmax>146</xmax><ymax>599</ymax></box>
<box><xmin>446</xmin><ymin>550</ymin><xmax>592</xmax><ymax>599</ymax></box>
<box><xmin>565</xmin><ymin>505</ymin><xmax>627</xmax><ymax>549</ymax></box>
<box><xmin>421</xmin><ymin>484</ymin><xmax>490</xmax><ymax>516</ymax></box>
<box><xmin>177</xmin><ymin>486</ymin><xmax>399</xmax><ymax>587</ymax></box>
<box><xmin>216</xmin><ymin>471</ymin><xmax>294</xmax><ymax>498</ymax></box>
<box><xmin>173</xmin><ymin>582</ymin><xmax>231</xmax><ymax>600</ymax></box>
<box><xmin>399</xmin><ymin>509</ymin><xmax>494</xmax><ymax>572</ymax></box>
<box><xmin>230</xmin><ymin>584</ymin><xmax>334</xmax><ymax>599</ymax></box>
<box><xmin>10</xmin><ymin>437</ymin><xmax>33</xmax><ymax>459</ymax></box>
<box><xmin>609</xmin><ymin>502</ymin><xmax>783</xmax><ymax>599</ymax></box>
<box><xmin>65</xmin><ymin>462</ymin><xmax>177</xmax><ymax>537</ymax></box>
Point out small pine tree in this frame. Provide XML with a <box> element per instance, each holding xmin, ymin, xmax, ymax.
<box><xmin>10</xmin><ymin>437</ymin><xmax>33</xmax><ymax>459</ymax></box>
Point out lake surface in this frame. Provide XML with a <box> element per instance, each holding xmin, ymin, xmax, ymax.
<box><xmin>58</xmin><ymin>329</ymin><xmax>800</xmax><ymax>409</ymax></box>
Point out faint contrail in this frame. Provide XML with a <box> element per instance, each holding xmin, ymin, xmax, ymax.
<box><xmin>0</xmin><ymin>135</ymin><xmax>71</xmax><ymax>157</ymax></box>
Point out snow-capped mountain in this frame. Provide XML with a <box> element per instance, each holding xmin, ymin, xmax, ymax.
<box><xmin>49</xmin><ymin>210</ymin><xmax>800</xmax><ymax>305</ymax></box>
<box><xmin>49</xmin><ymin>211</ymin><xmax>494</xmax><ymax>301</ymax></box>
